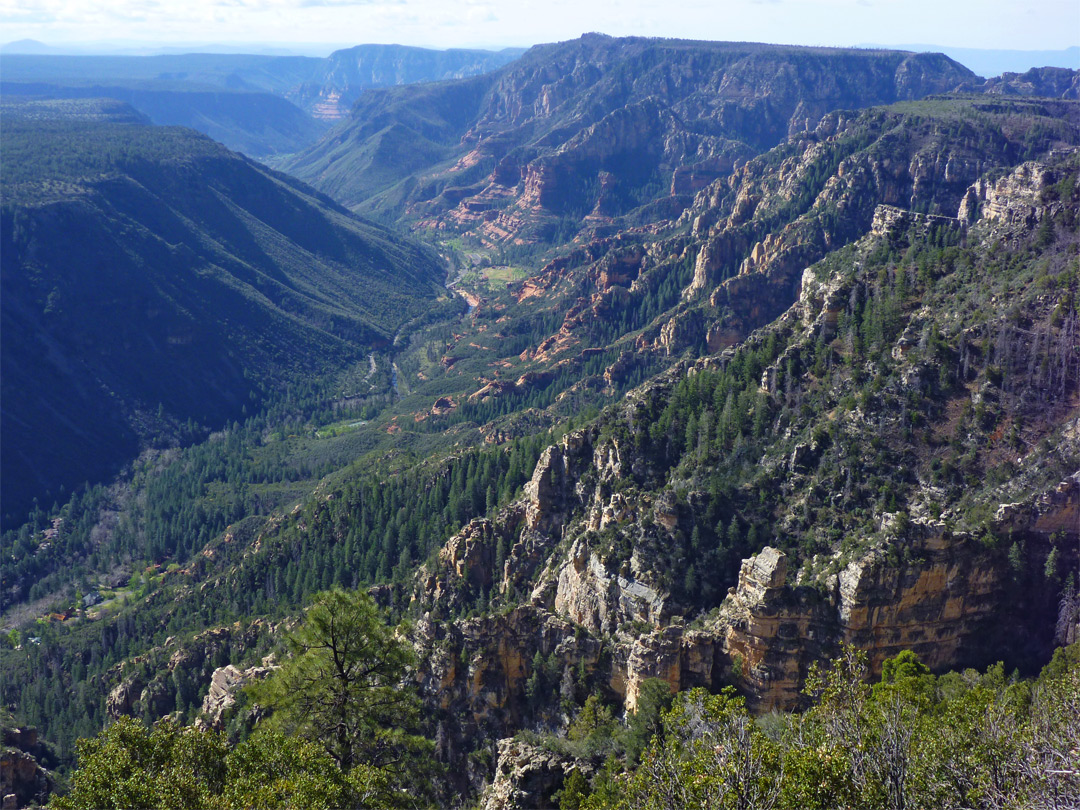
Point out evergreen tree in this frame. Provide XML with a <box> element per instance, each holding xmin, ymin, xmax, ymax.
<box><xmin>248</xmin><ymin>589</ymin><xmax>430</xmax><ymax>774</ymax></box>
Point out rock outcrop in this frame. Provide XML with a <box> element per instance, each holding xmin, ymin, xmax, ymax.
<box><xmin>976</xmin><ymin>66</ymin><xmax>1080</xmax><ymax>100</ymax></box>
<box><xmin>554</xmin><ymin>538</ymin><xmax>670</xmax><ymax>634</ymax></box>
<box><xmin>720</xmin><ymin>471</ymin><xmax>1080</xmax><ymax>710</ymax></box>
<box><xmin>1</xmin><ymin>728</ymin><xmax>56</xmax><ymax>810</ymax></box>
<box><xmin>669</xmin><ymin>99</ymin><xmax>1046</xmax><ymax>357</ymax></box>
<box><xmin>106</xmin><ymin>620</ymin><xmax>276</xmax><ymax>724</ymax></box>
<box><xmin>413</xmin><ymin>606</ymin><xmax>602</xmax><ymax>732</ymax></box>
<box><xmin>195</xmin><ymin>661</ymin><xmax>276</xmax><ymax>731</ymax></box>
<box><xmin>479</xmin><ymin>738</ymin><xmax>582</xmax><ymax>810</ymax></box>
<box><xmin>959</xmin><ymin>160</ymin><xmax>1060</xmax><ymax>229</ymax></box>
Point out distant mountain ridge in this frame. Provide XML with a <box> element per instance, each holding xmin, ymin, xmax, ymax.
<box><xmin>291</xmin><ymin>45</ymin><xmax>527</xmax><ymax>120</ymax></box>
<box><xmin>0</xmin><ymin>82</ymin><xmax>329</xmax><ymax>157</ymax></box>
<box><xmin>0</xmin><ymin>45</ymin><xmax>524</xmax><ymax>116</ymax></box>
<box><xmin>0</xmin><ymin>44</ymin><xmax>523</xmax><ymax>156</ymax></box>
<box><xmin>1</xmin><ymin>38</ymin><xmax>66</xmax><ymax>55</ymax></box>
<box><xmin>862</xmin><ymin>43</ymin><xmax>1079</xmax><ymax>77</ymax></box>
<box><xmin>0</xmin><ymin>98</ymin><xmax>445</xmax><ymax>525</ymax></box>
<box><xmin>284</xmin><ymin>35</ymin><xmax>978</xmax><ymax>243</ymax></box>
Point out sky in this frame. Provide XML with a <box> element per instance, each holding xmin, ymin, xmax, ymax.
<box><xmin>2</xmin><ymin>0</ymin><xmax>1078</xmax><ymax>54</ymax></box>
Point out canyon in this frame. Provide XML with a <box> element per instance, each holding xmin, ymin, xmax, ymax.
<box><xmin>2</xmin><ymin>36</ymin><xmax>1077</xmax><ymax>810</ymax></box>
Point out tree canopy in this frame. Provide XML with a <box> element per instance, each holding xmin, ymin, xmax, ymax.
<box><xmin>51</xmin><ymin>589</ymin><xmax>435</xmax><ymax>809</ymax></box>
<box><xmin>50</xmin><ymin>717</ymin><xmax>395</xmax><ymax>810</ymax></box>
<box><xmin>574</xmin><ymin>645</ymin><xmax>1080</xmax><ymax>810</ymax></box>
<box><xmin>249</xmin><ymin>588</ymin><xmax>432</xmax><ymax>775</ymax></box>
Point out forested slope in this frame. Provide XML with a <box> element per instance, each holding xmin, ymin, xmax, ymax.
<box><xmin>0</xmin><ymin>98</ymin><xmax>444</xmax><ymax>526</ymax></box>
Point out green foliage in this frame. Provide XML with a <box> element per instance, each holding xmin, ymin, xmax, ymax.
<box><xmin>50</xmin><ymin>717</ymin><xmax>227</xmax><ymax>810</ymax></box>
<box><xmin>50</xmin><ymin>717</ymin><xmax>399</xmax><ymax>810</ymax></box>
<box><xmin>559</xmin><ymin>695</ymin><xmax>620</xmax><ymax>762</ymax></box>
<box><xmin>0</xmin><ymin>375</ymin><xmax>568</xmax><ymax>762</ymax></box>
<box><xmin>873</xmin><ymin>649</ymin><xmax>935</xmax><ymax>707</ymax></box>
<box><xmin>603</xmin><ymin>688</ymin><xmax>782</xmax><ymax>810</ymax></box>
<box><xmin>568</xmin><ymin>696</ymin><xmax>617</xmax><ymax>744</ymax></box>
<box><xmin>556</xmin><ymin>768</ymin><xmax>590</xmax><ymax>810</ymax></box>
<box><xmin>622</xmin><ymin>679</ymin><xmax>675</xmax><ymax>767</ymax></box>
<box><xmin>216</xmin><ymin>732</ymin><xmax>404</xmax><ymax>810</ymax></box>
<box><xmin>248</xmin><ymin>589</ymin><xmax>430</xmax><ymax>774</ymax></box>
<box><xmin>1040</xmin><ymin>643</ymin><xmax>1080</xmax><ymax>681</ymax></box>
<box><xmin>583</xmin><ymin>645</ymin><xmax>1080</xmax><ymax>810</ymax></box>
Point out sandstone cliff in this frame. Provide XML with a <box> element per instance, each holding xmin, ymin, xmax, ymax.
<box><xmin>475</xmin><ymin>97</ymin><xmax>1076</xmax><ymax>390</ymax></box>
<box><xmin>405</xmin><ymin>150</ymin><xmax>1080</xmax><ymax>769</ymax></box>
<box><xmin>287</xmin><ymin>35</ymin><xmax>977</xmax><ymax>244</ymax></box>
<box><xmin>720</xmin><ymin>475</ymin><xmax>1079</xmax><ymax>711</ymax></box>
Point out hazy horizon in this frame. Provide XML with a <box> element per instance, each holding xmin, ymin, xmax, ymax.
<box><xmin>2</xmin><ymin>0</ymin><xmax>1077</xmax><ymax>55</ymax></box>
<box><xmin>3</xmin><ymin>37</ymin><xmax>1077</xmax><ymax>72</ymax></box>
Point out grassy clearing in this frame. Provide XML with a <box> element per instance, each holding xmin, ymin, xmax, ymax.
<box><xmin>482</xmin><ymin>265</ymin><xmax>527</xmax><ymax>287</ymax></box>
<box><xmin>459</xmin><ymin>264</ymin><xmax>528</xmax><ymax>294</ymax></box>
<box><xmin>315</xmin><ymin>419</ymin><xmax>369</xmax><ymax>439</ymax></box>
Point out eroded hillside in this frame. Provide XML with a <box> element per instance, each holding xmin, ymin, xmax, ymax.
<box><xmin>286</xmin><ymin>35</ymin><xmax>978</xmax><ymax>240</ymax></box>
